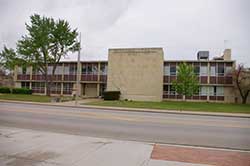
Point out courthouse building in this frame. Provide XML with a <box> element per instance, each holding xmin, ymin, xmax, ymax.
<box><xmin>14</xmin><ymin>48</ymin><xmax>239</xmax><ymax>103</ymax></box>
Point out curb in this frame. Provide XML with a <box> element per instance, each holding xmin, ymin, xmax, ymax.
<box><xmin>1</xmin><ymin>99</ymin><xmax>250</xmax><ymax>118</ymax></box>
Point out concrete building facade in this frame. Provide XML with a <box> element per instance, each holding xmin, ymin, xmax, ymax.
<box><xmin>107</xmin><ymin>48</ymin><xmax>163</xmax><ymax>101</ymax></box>
<box><xmin>13</xmin><ymin>47</ymin><xmax>248</xmax><ymax>103</ymax></box>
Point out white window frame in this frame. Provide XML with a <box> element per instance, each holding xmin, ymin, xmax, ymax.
<box><xmin>164</xmin><ymin>66</ymin><xmax>170</xmax><ymax>76</ymax></box>
<box><xmin>200</xmin><ymin>66</ymin><xmax>208</xmax><ymax>76</ymax></box>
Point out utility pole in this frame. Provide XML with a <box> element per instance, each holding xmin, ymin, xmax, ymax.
<box><xmin>75</xmin><ymin>32</ymin><xmax>81</xmax><ymax>105</ymax></box>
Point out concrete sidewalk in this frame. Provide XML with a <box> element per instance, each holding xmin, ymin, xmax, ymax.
<box><xmin>0</xmin><ymin>126</ymin><xmax>214</xmax><ymax>166</ymax></box>
<box><xmin>1</xmin><ymin>99</ymin><xmax>250</xmax><ymax>118</ymax></box>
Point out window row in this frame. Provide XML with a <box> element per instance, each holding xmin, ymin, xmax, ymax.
<box><xmin>18</xmin><ymin>63</ymin><xmax>108</xmax><ymax>75</ymax></box>
<box><xmin>164</xmin><ymin>65</ymin><xmax>232</xmax><ymax>76</ymax></box>
<box><xmin>22</xmin><ymin>82</ymin><xmax>73</xmax><ymax>94</ymax></box>
<box><xmin>163</xmin><ymin>85</ymin><xmax>224</xmax><ymax>96</ymax></box>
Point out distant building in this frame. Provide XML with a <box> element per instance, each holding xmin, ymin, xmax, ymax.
<box><xmin>14</xmin><ymin>48</ymin><xmax>248</xmax><ymax>103</ymax></box>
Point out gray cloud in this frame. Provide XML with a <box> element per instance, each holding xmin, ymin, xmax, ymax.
<box><xmin>0</xmin><ymin>0</ymin><xmax>249</xmax><ymax>66</ymax></box>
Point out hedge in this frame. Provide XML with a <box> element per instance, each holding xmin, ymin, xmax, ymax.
<box><xmin>12</xmin><ymin>88</ymin><xmax>32</xmax><ymax>94</ymax></box>
<box><xmin>0</xmin><ymin>87</ymin><xmax>11</xmax><ymax>93</ymax></box>
<box><xmin>103</xmin><ymin>91</ymin><xmax>120</xmax><ymax>100</ymax></box>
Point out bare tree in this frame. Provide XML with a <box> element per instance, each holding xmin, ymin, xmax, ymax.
<box><xmin>234</xmin><ymin>64</ymin><xmax>250</xmax><ymax>104</ymax></box>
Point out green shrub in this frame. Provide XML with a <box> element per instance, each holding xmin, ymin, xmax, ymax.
<box><xmin>103</xmin><ymin>91</ymin><xmax>120</xmax><ymax>100</ymax></box>
<box><xmin>0</xmin><ymin>87</ymin><xmax>11</xmax><ymax>93</ymax></box>
<box><xmin>12</xmin><ymin>88</ymin><xmax>32</xmax><ymax>94</ymax></box>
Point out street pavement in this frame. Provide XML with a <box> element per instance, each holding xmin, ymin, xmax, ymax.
<box><xmin>2</xmin><ymin>126</ymin><xmax>250</xmax><ymax>166</ymax></box>
<box><xmin>0</xmin><ymin>102</ymin><xmax>250</xmax><ymax>151</ymax></box>
<box><xmin>1</xmin><ymin>102</ymin><xmax>250</xmax><ymax>166</ymax></box>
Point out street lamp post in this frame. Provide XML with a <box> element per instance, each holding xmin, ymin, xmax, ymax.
<box><xmin>75</xmin><ymin>32</ymin><xmax>81</xmax><ymax>105</ymax></box>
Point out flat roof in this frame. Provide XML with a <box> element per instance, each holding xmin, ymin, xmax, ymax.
<box><xmin>58</xmin><ymin>59</ymin><xmax>235</xmax><ymax>63</ymax></box>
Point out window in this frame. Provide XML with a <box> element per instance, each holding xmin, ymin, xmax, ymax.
<box><xmin>32</xmin><ymin>68</ymin><xmax>42</xmax><ymax>75</ymax></box>
<box><xmin>51</xmin><ymin>83</ymin><xmax>61</xmax><ymax>93</ymax></box>
<box><xmin>200</xmin><ymin>66</ymin><xmax>208</xmax><ymax>76</ymax></box>
<box><xmin>210</xmin><ymin>66</ymin><xmax>216</xmax><ymax>76</ymax></box>
<box><xmin>217</xmin><ymin>64</ymin><xmax>224</xmax><ymax>76</ymax></box>
<box><xmin>69</xmin><ymin>64</ymin><xmax>77</xmax><ymax>74</ymax></box>
<box><xmin>47</xmin><ymin>66</ymin><xmax>53</xmax><ymax>75</ymax></box>
<box><xmin>92</xmin><ymin>65</ymin><xmax>98</xmax><ymax>74</ymax></box>
<box><xmin>209</xmin><ymin>86</ymin><xmax>224</xmax><ymax>96</ymax></box>
<box><xmin>216</xmin><ymin>87</ymin><xmax>224</xmax><ymax>96</ymax></box>
<box><xmin>17</xmin><ymin>66</ymin><xmax>30</xmax><ymax>75</ymax></box>
<box><xmin>55</xmin><ymin>66</ymin><xmax>62</xmax><ymax>75</ymax></box>
<box><xmin>17</xmin><ymin>67</ymin><xmax>22</xmax><ymax>74</ymax></box>
<box><xmin>169</xmin><ymin>85</ymin><xmax>176</xmax><ymax>95</ymax></box>
<box><xmin>170</xmin><ymin>66</ymin><xmax>176</xmax><ymax>76</ymax></box>
<box><xmin>64</xmin><ymin>66</ymin><xmax>69</xmax><ymax>75</ymax></box>
<box><xmin>209</xmin><ymin>86</ymin><xmax>216</xmax><ymax>96</ymax></box>
<box><xmin>22</xmin><ymin>67</ymin><xmax>27</xmax><ymax>74</ymax></box>
<box><xmin>100</xmin><ymin>63</ymin><xmax>108</xmax><ymax>75</ymax></box>
<box><xmin>163</xmin><ymin>85</ymin><xmax>169</xmax><ymax>95</ymax></box>
<box><xmin>164</xmin><ymin>66</ymin><xmax>170</xmax><ymax>76</ymax></box>
<box><xmin>87</xmin><ymin>64</ymin><xmax>92</xmax><ymax>74</ymax></box>
<box><xmin>32</xmin><ymin>82</ymin><xmax>45</xmax><ymax>91</ymax></box>
<box><xmin>21</xmin><ymin>82</ymin><xmax>30</xmax><ymax>89</ymax></box>
<box><xmin>194</xmin><ymin>66</ymin><xmax>200</xmax><ymax>76</ymax></box>
<box><xmin>82</xmin><ymin>64</ymin><xmax>87</xmax><ymax>74</ymax></box>
<box><xmin>225</xmin><ymin>66</ymin><xmax>232</xmax><ymax>75</ymax></box>
<box><xmin>63</xmin><ymin>83</ymin><xmax>73</xmax><ymax>93</ymax></box>
<box><xmin>82</xmin><ymin>63</ymin><xmax>98</xmax><ymax>75</ymax></box>
<box><xmin>200</xmin><ymin>86</ymin><xmax>208</xmax><ymax>96</ymax></box>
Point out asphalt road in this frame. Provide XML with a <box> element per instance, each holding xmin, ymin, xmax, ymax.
<box><xmin>0</xmin><ymin>102</ymin><xmax>250</xmax><ymax>151</ymax></box>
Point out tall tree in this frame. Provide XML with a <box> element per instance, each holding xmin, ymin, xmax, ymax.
<box><xmin>1</xmin><ymin>14</ymin><xmax>80</xmax><ymax>96</ymax></box>
<box><xmin>172</xmin><ymin>63</ymin><xmax>199</xmax><ymax>100</ymax></box>
<box><xmin>234</xmin><ymin>64</ymin><xmax>250</xmax><ymax>104</ymax></box>
<box><xmin>0</xmin><ymin>46</ymin><xmax>25</xmax><ymax>72</ymax></box>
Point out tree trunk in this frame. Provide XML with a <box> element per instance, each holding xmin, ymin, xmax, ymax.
<box><xmin>44</xmin><ymin>74</ymin><xmax>51</xmax><ymax>96</ymax></box>
<box><xmin>46</xmin><ymin>81</ymin><xmax>51</xmax><ymax>96</ymax></box>
<box><xmin>242</xmin><ymin>97</ymin><xmax>247</xmax><ymax>104</ymax></box>
<box><xmin>241</xmin><ymin>90</ymin><xmax>249</xmax><ymax>104</ymax></box>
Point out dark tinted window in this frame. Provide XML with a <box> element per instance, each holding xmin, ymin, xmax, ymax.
<box><xmin>170</xmin><ymin>66</ymin><xmax>176</xmax><ymax>76</ymax></box>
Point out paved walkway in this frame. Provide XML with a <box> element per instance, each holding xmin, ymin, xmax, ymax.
<box><xmin>1</xmin><ymin>126</ymin><xmax>250</xmax><ymax>166</ymax></box>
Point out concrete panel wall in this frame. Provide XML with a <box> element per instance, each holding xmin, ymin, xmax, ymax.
<box><xmin>107</xmin><ymin>48</ymin><xmax>164</xmax><ymax>101</ymax></box>
<box><xmin>224</xmin><ymin>86</ymin><xmax>235</xmax><ymax>103</ymax></box>
<box><xmin>85</xmin><ymin>84</ymin><xmax>98</xmax><ymax>97</ymax></box>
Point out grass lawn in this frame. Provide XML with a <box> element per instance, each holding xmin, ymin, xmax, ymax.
<box><xmin>87</xmin><ymin>100</ymin><xmax>250</xmax><ymax>114</ymax></box>
<box><xmin>0</xmin><ymin>94</ymin><xmax>51</xmax><ymax>102</ymax></box>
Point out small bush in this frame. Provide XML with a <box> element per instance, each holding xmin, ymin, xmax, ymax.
<box><xmin>12</xmin><ymin>88</ymin><xmax>32</xmax><ymax>94</ymax></box>
<box><xmin>103</xmin><ymin>91</ymin><xmax>120</xmax><ymax>100</ymax></box>
<box><xmin>0</xmin><ymin>87</ymin><xmax>11</xmax><ymax>93</ymax></box>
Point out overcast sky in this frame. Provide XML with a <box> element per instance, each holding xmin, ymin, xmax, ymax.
<box><xmin>0</xmin><ymin>0</ymin><xmax>249</xmax><ymax>66</ymax></box>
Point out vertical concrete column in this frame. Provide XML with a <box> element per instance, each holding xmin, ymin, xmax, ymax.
<box><xmin>29</xmin><ymin>66</ymin><xmax>32</xmax><ymax>89</ymax></box>
<box><xmin>13</xmin><ymin>65</ymin><xmax>18</xmax><ymax>88</ymax></box>
<box><xmin>78</xmin><ymin>63</ymin><xmax>82</xmax><ymax>96</ymax></box>
<box><xmin>97</xmin><ymin>62</ymin><xmax>101</xmax><ymax>97</ymax></box>
<box><xmin>207</xmin><ymin>62</ymin><xmax>210</xmax><ymax>101</ymax></box>
<box><xmin>14</xmin><ymin>65</ymin><xmax>18</xmax><ymax>82</ymax></box>
<box><xmin>44</xmin><ymin>86</ymin><xmax>47</xmax><ymax>95</ymax></box>
<box><xmin>61</xmin><ymin>63</ymin><xmax>64</xmax><ymax>81</ymax></box>
<box><xmin>61</xmin><ymin>83</ymin><xmax>63</xmax><ymax>96</ymax></box>
<box><xmin>61</xmin><ymin>63</ymin><xmax>64</xmax><ymax>95</ymax></box>
<box><xmin>29</xmin><ymin>66</ymin><xmax>32</xmax><ymax>81</ymax></box>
